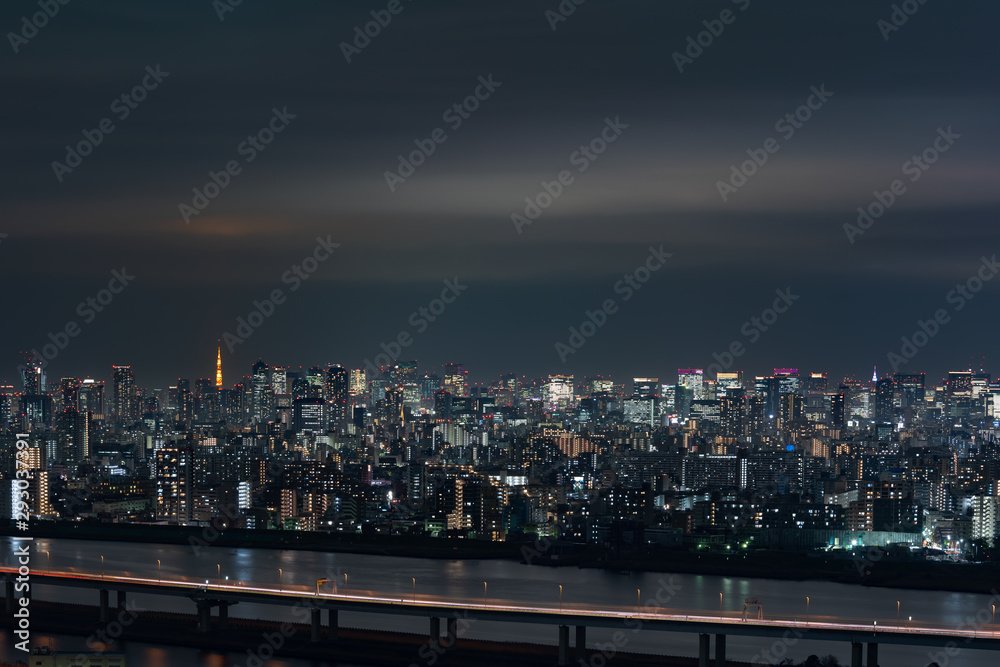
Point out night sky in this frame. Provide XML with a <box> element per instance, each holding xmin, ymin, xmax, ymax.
<box><xmin>3</xmin><ymin>0</ymin><xmax>999</xmax><ymax>389</ymax></box>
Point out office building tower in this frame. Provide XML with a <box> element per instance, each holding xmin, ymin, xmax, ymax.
<box><xmin>633</xmin><ymin>378</ymin><xmax>659</xmax><ymax>399</ymax></box>
<box><xmin>678</xmin><ymin>369</ymin><xmax>704</xmax><ymax>401</ymax></box>
<box><xmin>443</xmin><ymin>363</ymin><xmax>467</xmax><ymax>396</ymax></box>
<box><xmin>946</xmin><ymin>371</ymin><xmax>973</xmax><ymax>420</ymax></box>
<box><xmin>544</xmin><ymin>375</ymin><xmax>574</xmax><ymax>413</ymax></box>
<box><xmin>78</xmin><ymin>379</ymin><xmax>104</xmax><ymax>420</ymax></box>
<box><xmin>715</xmin><ymin>372</ymin><xmax>742</xmax><ymax>399</ymax></box>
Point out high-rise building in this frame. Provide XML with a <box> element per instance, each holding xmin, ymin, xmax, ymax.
<box><xmin>633</xmin><ymin>378</ymin><xmax>659</xmax><ymax>399</ymax></box>
<box><xmin>774</xmin><ymin>368</ymin><xmax>800</xmax><ymax>395</ymax></box>
<box><xmin>946</xmin><ymin>371</ymin><xmax>973</xmax><ymax>420</ymax></box>
<box><xmin>831</xmin><ymin>389</ymin><xmax>847</xmax><ymax>430</ymax></box>
<box><xmin>305</xmin><ymin>367</ymin><xmax>325</xmax><ymax>399</ymax></box>
<box><xmin>112</xmin><ymin>365</ymin><xmax>135</xmax><ymax>423</ymax></box>
<box><xmin>21</xmin><ymin>356</ymin><xmax>45</xmax><ymax>394</ymax></box>
<box><xmin>720</xmin><ymin>388</ymin><xmax>746</xmax><ymax>440</ymax></box>
<box><xmin>156</xmin><ymin>445</ymin><xmax>193</xmax><ymax>523</ymax></box>
<box><xmin>678</xmin><ymin>369</ymin><xmax>704</xmax><ymax>401</ymax></box>
<box><xmin>971</xmin><ymin>496</ymin><xmax>1000</xmax><ymax>541</ymax></box>
<box><xmin>271</xmin><ymin>367</ymin><xmax>288</xmax><ymax>395</ymax></box>
<box><xmin>875</xmin><ymin>377</ymin><xmax>896</xmax><ymax>424</ymax></box>
<box><xmin>78</xmin><ymin>379</ymin><xmax>104</xmax><ymax>420</ymax></box>
<box><xmin>443</xmin><ymin>363</ymin><xmax>467</xmax><ymax>396</ymax></box>
<box><xmin>251</xmin><ymin>360</ymin><xmax>272</xmax><ymax>424</ymax></box>
<box><xmin>544</xmin><ymin>375</ymin><xmax>574</xmax><ymax>413</ymax></box>
<box><xmin>349</xmin><ymin>369</ymin><xmax>366</xmax><ymax>401</ymax></box>
<box><xmin>715</xmin><ymin>372</ymin><xmax>742</xmax><ymax>399</ymax></box>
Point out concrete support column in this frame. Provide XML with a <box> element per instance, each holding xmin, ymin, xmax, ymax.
<box><xmin>99</xmin><ymin>589</ymin><xmax>110</xmax><ymax>623</ymax></box>
<box><xmin>866</xmin><ymin>642</ymin><xmax>878</xmax><ymax>667</ymax></box>
<box><xmin>197</xmin><ymin>604</ymin><xmax>211</xmax><ymax>633</ymax></box>
<box><xmin>851</xmin><ymin>642</ymin><xmax>863</xmax><ymax>667</ymax></box>
<box><xmin>557</xmin><ymin>625</ymin><xmax>569</xmax><ymax>667</ymax></box>
<box><xmin>699</xmin><ymin>633</ymin><xmax>711</xmax><ymax>667</ymax></box>
<box><xmin>116</xmin><ymin>590</ymin><xmax>126</xmax><ymax>611</ymax></box>
<box><xmin>429</xmin><ymin>617</ymin><xmax>441</xmax><ymax>647</ymax></box>
<box><xmin>446</xmin><ymin>616</ymin><xmax>458</xmax><ymax>644</ymax></box>
<box><xmin>328</xmin><ymin>609</ymin><xmax>339</xmax><ymax>639</ymax></box>
<box><xmin>311</xmin><ymin>608</ymin><xmax>321</xmax><ymax>642</ymax></box>
<box><xmin>575</xmin><ymin>625</ymin><xmax>587</xmax><ymax>661</ymax></box>
<box><xmin>715</xmin><ymin>634</ymin><xmax>726</xmax><ymax>667</ymax></box>
<box><xmin>218</xmin><ymin>603</ymin><xmax>228</xmax><ymax>630</ymax></box>
<box><xmin>5</xmin><ymin>580</ymin><xmax>15</xmax><ymax>614</ymax></box>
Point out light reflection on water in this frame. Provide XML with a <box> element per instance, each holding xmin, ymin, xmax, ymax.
<box><xmin>2</xmin><ymin>537</ymin><xmax>997</xmax><ymax>667</ymax></box>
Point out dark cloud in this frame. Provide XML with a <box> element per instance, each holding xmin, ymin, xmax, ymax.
<box><xmin>2</xmin><ymin>0</ymin><xmax>998</xmax><ymax>387</ymax></box>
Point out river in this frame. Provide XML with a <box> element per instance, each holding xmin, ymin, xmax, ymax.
<box><xmin>2</xmin><ymin>537</ymin><xmax>995</xmax><ymax>666</ymax></box>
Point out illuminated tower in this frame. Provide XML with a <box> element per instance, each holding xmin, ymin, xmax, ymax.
<box><xmin>216</xmin><ymin>346</ymin><xmax>223</xmax><ymax>388</ymax></box>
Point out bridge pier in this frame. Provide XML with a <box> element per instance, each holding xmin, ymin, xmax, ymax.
<box><xmin>197</xmin><ymin>602</ymin><xmax>212</xmax><ymax>633</ymax></box>
<box><xmin>699</xmin><ymin>633</ymin><xmax>710</xmax><ymax>667</ymax></box>
<box><xmin>429</xmin><ymin>617</ymin><xmax>441</xmax><ymax>647</ymax></box>
<box><xmin>311</xmin><ymin>608</ymin><xmax>321</xmax><ymax>642</ymax></box>
<box><xmin>99</xmin><ymin>589</ymin><xmax>110</xmax><ymax>623</ymax></box>
<box><xmin>715</xmin><ymin>634</ymin><xmax>726</xmax><ymax>667</ymax></box>
<box><xmin>116</xmin><ymin>590</ymin><xmax>126</xmax><ymax>611</ymax></box>
<box><xmin>575</xmin><ymin>625</ymin><xmax>586</xmax><ymax>661</ymax></box>
<box><xmin>218</xmin><ymin>602</ymin><xmax>229</xmax><ymax>630</ymax></box>
<box><xmin>446</xmin><ymin>616</ymin><xmax>458</xmax><ymax>645</ymax></box>
<box><xmin>557</xmin><ymin>625</ymin><xmax>569</xmax><ymax>666</ymax></box>
<box><xmin>867</xmin><ymin>642</ymin><xmax>878</xmax><ymax>667</ymax></box>
<box><xmin>328</xmin><ymin>609</ymin><xmax>338</xmax><ymax>639</ymax></box>
<box><xmin>851</xmin><ymin>642</ymin><xmax>863</xmax><ymax>667</ymax></box>
<box><xmin>5</xmin><ymin>580</ymin><xmax>14</xmax><ymax>614</ymax></box>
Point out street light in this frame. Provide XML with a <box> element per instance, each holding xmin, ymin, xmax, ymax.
<box><xmin>412</xmin><ymin>577</ymin><xmax>416</xmax><ymax>602</ymax></box>
<box><xmin>806</xmin><ymin>596</ymin><xmax>810</xmax><ymax>619</ymax></box>
<box><xmin>278</xmin><ymin>568</ymin><xmax>283</xmax><ymax>591</ymax></box>
<box><xmin>100</xmin><ymin>555</ymin><xmax>104</xmax><ymax>579</ymax></box>
<box><xmin>719</xmin><ymin>592</ymin><xmax>723</xmax><ymax>612</ymax></box>
<box><xmin>483</xmin><ymin>582</ymin><xmax>488</xmax><ymax>606</ymax></box>
<box><xmin>559</xmin><ymin>585</ymin><xmax>563</xmax><ymax>612</ymax></box>
<box><xmin>637</xmin><ymin>588</ymin><xmax>641</xmax><ymax>614</ymax></box>
<box><xmin>897</xmin><ymin>600</ymin><xmax>900</xmax><ymax>621</ymax></box>
<box><xmin>217</xmin><ymin>563</ymin><xmax>221</xmax><ymax>585</ymax></box>
<box><xmin>157</xmin><ymin>559</ymin><xmax>161</xmax><ymax>582</ymax></box>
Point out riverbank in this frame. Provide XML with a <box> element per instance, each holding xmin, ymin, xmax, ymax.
<box><xmin>0</xmin><ymin>600</ymin><xmax>752</xmax><ymax>667</ymax></box>
<box><xmin>8</xmin><ymin>523</ymin><xmax>999</xmax><ymax>595</ymax></box>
